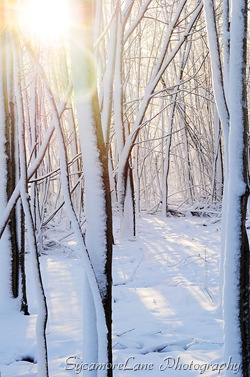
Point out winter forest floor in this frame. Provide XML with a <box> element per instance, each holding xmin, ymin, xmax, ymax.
<box><xmin>0</xmin><ymin>214</ymin><xmax>239</xmax><ymax>377</ymax></box>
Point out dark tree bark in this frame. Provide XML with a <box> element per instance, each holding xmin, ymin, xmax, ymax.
<box><xmin>238</xmin><ymin>3</ymin><xmax>250</xmax><ymax>373</ymax></box>
<box><xmin>12</xmin><ymin>36</ymin><xmax>49</xmax><ymax>376</ymax></box>
<box><xmin>19</xmin><ymin>203</ymin><xmax>29</xmax><ymax>315</ymax></box>
<box><xmin>220</xmin><ymin>1</ymin><xmax>250</xmax><ymax>375</ymax></box>
<box><xmin>70</xmin><ymin>1</ymin><xmax>113</xmax><ymax>375</ymax></box>
<box><xmin>6</xmin><ymin>98</ymin><xmax>19</xmax><ymax>299</ymax></box>
<box><xmin>0</xmin><ymin>1</ymin><xmax>21</xmax><ymax>303</ymax></box>
<box><xmin>92</xmin><ymin>88</ymin><xmax>113</xmax><ymax>373</ymax></box>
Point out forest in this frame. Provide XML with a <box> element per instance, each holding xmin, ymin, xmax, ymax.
<box><xmin>0</xmin><ymin>0</ymin><xmax>249</xmax><ymax>376</ymax></box>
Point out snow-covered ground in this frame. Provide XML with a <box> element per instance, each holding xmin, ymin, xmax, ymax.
<box><xmin>0</xmin><ymin>214</ymin><xmax>240</xmax><ymax>376</ymax></box>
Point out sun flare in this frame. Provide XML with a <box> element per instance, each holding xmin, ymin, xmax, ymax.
<box><xmin>19</xmin><ymin>0</ymin><xmax>69</xmax><ymax>43</ymax></box>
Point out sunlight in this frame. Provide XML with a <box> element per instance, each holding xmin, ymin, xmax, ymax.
<box><xmin>135</xmin><ymin>287</ymin><xmax>176</xmax><ymax>317</ymax></box>
<box><xmin>19</xmin><ymin>0</ymin><xmax>69</xmax><ymax>43</ymax></box>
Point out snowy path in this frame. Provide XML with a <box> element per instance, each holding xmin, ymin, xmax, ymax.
<box><xmin>112</xmin><ymin>215</ymin><xmax>225</xmax><ymax>376</ymax></box>
<box><xmin>1</xmin><ymin>215</ymin><xmax>233</xmax><ymax>377</ymax></box>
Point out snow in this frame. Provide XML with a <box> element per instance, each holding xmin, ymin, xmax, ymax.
<box><xmin>13</xmin><ymin>44</ymin><xmax>49</xmax><ymax>377</ymax></box>
<box><xmin>70</xmin><ymin>36</ymin><xmax>107</xmax><ymax>293</ymax></box>
<box><xmin>0</xmin><ymin>83</ymin><xmax>72</xmax><ymax>239</ymax></box>
<box><xmin>202</xmin><ymin>0</ymin><xmax>229</xmax><ymax>157</ymax></box>
<box><xmin>0</xmin><ymin>33</ymin><xmax>14</xmax><ymax>311</ymax></box>
<box><xmin>0</xmin><ymin>246</ymin><xmax>83</xmax><ymax>377</ymax></box>
<box><xmin>117</xmin><ymin>2</ymin><xmax>203</xmax><ymax>197</ymax></box>
<box><xmin>222</xmin><ymin>1</ymin><xmax>248</xmax><ymax>374</ymax></box>
<box><xmin>0</xmin><ymin>214</ymin><xmax>235</xmax><ymax>377</ymax></box>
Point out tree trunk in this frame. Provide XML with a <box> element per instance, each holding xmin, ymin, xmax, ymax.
<box><xmin>223</xmin><ymin>1</ymin><xmax>250</xmax><ymax>375</ymax></box>
<box><xmin>70</xmin><ymin>1</ymin><xmax>113</xmax><ymax>375</ymax></box>
<box><xmin>0</xmin><ymin>0</ymin><xmax>20</xmax><ymax>306</ymax></box>
<box><xmin>19</xmin><ymin>203</ymin><xmax>29</xmax><ymax>315</ymax></box>
<box><xmin>12</xmin><ymin>36</ymin><xmax>49</xmax><ymax>376</ymax></box>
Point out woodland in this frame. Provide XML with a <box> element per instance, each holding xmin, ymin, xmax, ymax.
<box><xmin>0</xmin><ymin>1</ymin><xmax>249</xmax><ymax>377</ymax></box>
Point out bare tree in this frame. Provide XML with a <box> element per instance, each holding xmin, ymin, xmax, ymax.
<box><xmin>0</xmin><ymin>0</ymin><xmax>29</xmax><ymax>313</ymax></box>
<box><xmin>203</xmin><ymin>0</ymin><xmax>250</xmax><ymax>375</ymax></box>
<box><xmin>70</xmin><ymin>1</ymin><xmax>113</xmax><ymax>375</ymax></box>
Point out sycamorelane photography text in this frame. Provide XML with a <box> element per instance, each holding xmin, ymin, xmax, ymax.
<box><xmin>65</xmin><ymin>355</ymin><xmax>241</xmax><ymax>375</ymax></box>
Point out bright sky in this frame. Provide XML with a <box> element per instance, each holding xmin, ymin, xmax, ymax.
<box><xmin>19</xmin><ymin>0</ymin><xmax>70</xmax><ymax>43</ymax></box>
